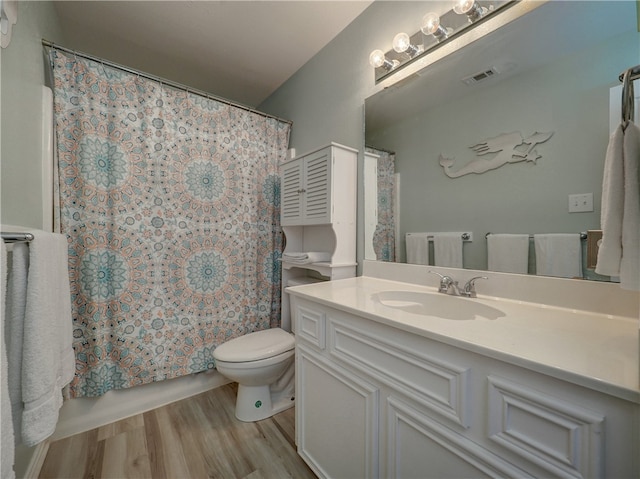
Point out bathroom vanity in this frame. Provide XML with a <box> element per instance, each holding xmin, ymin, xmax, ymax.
<box><xmin>288</xmin><ymin>263</ymin><xmax>639</xmax><ymax>479</ymax></box>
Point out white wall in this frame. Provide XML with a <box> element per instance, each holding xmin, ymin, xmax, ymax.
<box><xmin>259</xmin><ymin>2</ymin><xmax>451</xmax><ymax>272</ymax></box>
<box><xmin>1</xmin><ymin>1</ymin><xmax>66</xmax><ymax>229</ymax></box>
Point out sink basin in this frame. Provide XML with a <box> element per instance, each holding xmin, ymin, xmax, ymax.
<box><xmin>371</xmin><ymin>290</ymin><xmax>505</xmax><ymax>321</ymax></box>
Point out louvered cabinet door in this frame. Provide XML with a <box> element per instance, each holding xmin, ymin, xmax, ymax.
<box><xmin>281</xmin><ymin>158</ymin><xmax>304</xmax><ymax>226</ymax></box>
<box><xmin>301</xmin><ymin>149</ymin><xmax>332</xmax><ymax>224</ymax></box>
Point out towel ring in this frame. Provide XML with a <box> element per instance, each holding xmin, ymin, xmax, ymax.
<box><xmin>621</xmin><ymin>68</ymin><xmax>635</xmax><ymax>126</ymax></box>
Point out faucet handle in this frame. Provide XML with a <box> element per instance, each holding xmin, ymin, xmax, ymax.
<box><xmin>428</xmin><ymin>270</ymin><xmax>454</xmax><ymax>293</ymax></box>
<box><xmin>463</xmin><ymin>276</ymin><xmax>488</xmax><ymax>297</ymax></box>
<box><xmin>428</xmin><ymin>270</ymin><xmax>445</xmax><ymax>279</ymax></box>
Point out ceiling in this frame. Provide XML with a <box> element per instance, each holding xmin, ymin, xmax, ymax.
<box><xmin>53</xmin><ymin>1</ymin><xmax>372</xmax><ymax>107</ymax></box>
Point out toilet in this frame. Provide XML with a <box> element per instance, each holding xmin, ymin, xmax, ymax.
<box><xmin>213</xmin><ymin>328</ymin><xmax>295</xmax><ymax>422</ymax></box>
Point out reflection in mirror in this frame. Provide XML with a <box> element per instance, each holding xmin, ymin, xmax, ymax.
<box><xmin>364</xmin><ymin>0</ymin><xmax>639</xmax><ymax>282</ymax></box>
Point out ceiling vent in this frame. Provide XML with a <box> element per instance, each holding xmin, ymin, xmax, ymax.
<box><xmin>461</xmin><ymin>66</ymin><xmax>500</xmax><ymax>85</ymax></box>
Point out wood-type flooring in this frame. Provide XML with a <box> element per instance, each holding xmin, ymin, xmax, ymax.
<box><xmin>38</xmin><ymin>383</ymin><xmax>317</xmax><ymax>479</ymax></box>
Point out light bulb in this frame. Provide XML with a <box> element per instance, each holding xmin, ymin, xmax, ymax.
<box><xmin>369</xmin><ymin>49</ymin><xmax>386</xmax><ymax>68</ymax></box>
<box><xmin>453</xmin><ymin>0</ymin><xmax>475</xmax><ymax>14</ymax></box>
<box><xmin>421</xmin><ymin>12</ymin><xmax>441</xmax><ymax>35</ymax></box>
<box><xmin>453</xmin><ymin>0</ymin><xmax>485</xmax><ymax>22</ymax></box>
<box><xmin>392</xmin><ymin>33</ymin><xmax>411</xmax><ymax>53</ymax></box>
<box><xmin>369</xmin><ymin>49</ymin><xmax>397</xmax><ymax>71</ymax></box>
<box><xmin>392</xmin><ymin>32</ymin><xmax>423</xmax><ymax>58</ymax></box>
<box><xmin>421</xmin><ymin>12</ymin><xmax>449</xmax><ymax>41</ymax></box>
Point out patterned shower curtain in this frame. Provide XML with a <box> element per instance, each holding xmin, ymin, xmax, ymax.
<box><xmin>366</xmin><ymin>147</ymin><xmax>396</xmax><ymax>262</ymax></box>
<box><xmin>50</xmin><ymin>50</ymin><xmax>290</xmax><ymax>398</ymax></box>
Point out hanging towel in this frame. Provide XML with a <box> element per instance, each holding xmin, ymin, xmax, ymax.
<box><xmin>434</xmin><ymin>233</ymin><xmax>463</xmax><ymax>268</ymax></box>
<box><xmin>596</xmin><ymin>125</ymin><xmax>625</xmax><ymax>277</ymax></box>
<box><xmin>405</xmin><ymin>234</ymin><xmax>430</xmax><ymax>265</ymax></box>
<box><xmin>282</xmin><ymin>252</ymin><xmax>331</xmax><ymax>264</ymax></box>
<box><xmin>1</xmin><ymin>242</ymin><xmax>16</xmax><ymax>479</ymax></box>
<box><xmin>20</xmin><ymin>231</ymin><xmax>75</xmax><ymax>446</ymax></box>
<box><xmin>620</xmin><ymin>122</ymin><xmax>640</xmax><ymax>290</ymax></box>
<box><xmin>5</xmin><ymin>242</ymin><xmax>29</xmax><ymax>443</ymax></box>
<box><xmin>487</xmin><ymin>234</ymin><xmax>530</xmax><ymax>274</ymax></box>
<box><xmin>534</xmin><ymin>234</ymin><xmax>582</xmax><ymax>279</ymax></box>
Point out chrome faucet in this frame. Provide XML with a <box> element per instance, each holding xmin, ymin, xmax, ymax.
<box><xmin>462</xmin><ymin>276</ymin><xmax>488</xmax><ymax>298</ymax></box>
<box><xmin>428</xmin><ymin>271</ymin><xmax>487</xmax><ymax>298</ymax></box>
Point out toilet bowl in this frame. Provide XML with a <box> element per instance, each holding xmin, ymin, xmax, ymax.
<box><xmin>213</xmin><ymin>328</ymin><xmax>295</xmax><ymax>422</ymax></box>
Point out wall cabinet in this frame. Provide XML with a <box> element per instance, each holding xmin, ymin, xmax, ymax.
<box><xmin>279</xmin><ymin>143</ymin><xmax>357</xmax><ymax>331</ymax></box>
<box><xmin>281</xmin><ymin>143</ymin><xmax>356</xmax><ymax>226</ymax></box>
<box><xmin>291</xmin><ymin>295</ymin><xmax>639</xmax><ymax>479</ymax></box>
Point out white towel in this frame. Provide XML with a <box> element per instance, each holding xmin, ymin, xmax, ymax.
<box><xmin>534</xmin><ymin>234</ymin><xmax>582</xmax><ymax>279</ymax></box>
<box><xmin>596</xmin><ymin>125</ymin><xmax>625</xmax><ymax>277</ymax></box>
<box><xmin>405</xmin><ymin>234</ymin><xmax>430</xmax><ymax>265</ymax></box>
<box><xmin>282</xmin><ymin>252</ymin><xmax>331</xmax><ymax>264</ymax></box>
<box><xmin>5</xmin><ymin>242</ymin><xmax>29</xmax><ymax>443</ymax></box>
<box><xmin>1</xmin><ymin>241</ymin><xmax>16</xmax><ymax>479</ymax></box>
<box><xmin>620</xmin><ymin>122</ymin><xmax>640</xmax><ymax>290</ymax></box>
<box><xmin>487</xmin><ymin>234</ymin><xmax>530</xmax><ymax>274</ymax></box>
<box><xmin>434</xmin><ymin>233</ymin><xmax>463</xmax><ymax>268</ymax></box>
<box><xmin>15</xmin><ymin>231</ymin><xmax>75</xmax><ymax>446</ymax></box>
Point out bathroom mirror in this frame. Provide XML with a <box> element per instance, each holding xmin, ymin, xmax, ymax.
<box><xmin>364</xmin><ymin>0</ymin><xmax>639</xmax><ymax>280</ymax></box>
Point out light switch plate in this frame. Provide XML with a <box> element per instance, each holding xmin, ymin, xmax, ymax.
<box><xmin>568</xmin><ymin>193</ymin><xmax>593</xmax><ymax>213</ymax></box>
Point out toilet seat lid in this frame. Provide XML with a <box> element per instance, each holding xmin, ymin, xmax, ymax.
<box><xmin>213</xmin><ymin>328</ymin><xmax>294</xmax><ymax>362</ymax></box>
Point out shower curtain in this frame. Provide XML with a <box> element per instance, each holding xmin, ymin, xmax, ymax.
<box><xmin>366</xmin><ymin>147</ymin><xmax>396</xmax><ymax>262</ymax></box>
<box><xmin>49</xmin><ymin>49</ymin><xmax>290</xmax><ymax>398</ymax></box>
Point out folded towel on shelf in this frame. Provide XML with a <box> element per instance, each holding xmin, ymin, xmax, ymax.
<box><xmin>620</xmin><ymin>122</ymin><xmax>639</xmax><ymax>290</ymax></box>
<box><xmin>487</xmin><ymin>234</ymin><xmax>530</xmax><ymax>274</ymax></box>
<box><xmin>405</xmin><ymin>234</ymin><xmax>430</xmax><ymax>265</ymax></box>
<box><xmin>1</xmin><ymin>242</ymin><xmax>16</xmax><ymax>479</ymax></box>
<box><xmin>6</xmin><ymin>230</ymin><xmax>75</xmax><ymax>447</ymax></box>
<box><xmin>534</xmin><ymin>234</ymin><xmax>582</xmax><ymax>279</ymax></box>
<box><xmin>596</xmin><ymin>125</ymin><xmax>625</xmax><ymax>277</ymax></box>
<box><xmin>434</xmin><ymin>233</ymin><xmax>463</xmax><ymax>268</ymax></box>
<box><xmin>282</xmin><ymin>252</ymin><xmax>331</xmax><ymax>264</ymax></box>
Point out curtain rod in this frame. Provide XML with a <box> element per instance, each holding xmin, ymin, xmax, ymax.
<box><xmin>42</xmin><ymin>39</ymin><xmax>292</xmax><ymax>126</ymax></box>
<box><xmin>365</xmin><ymin>145</ymin><xmax>396</xmax><ymax>155</ymax></box>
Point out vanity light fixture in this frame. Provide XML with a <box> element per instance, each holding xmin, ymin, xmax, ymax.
<box><xmin>369</xmin><ymin>49</ymin><xmax>398</xmax><ymax>71</ymax></box>
<box><xmin>369</xmin><ymin>0</ymin><xmax>516</xmax><ymax>83</ymax></box>
<box><xmin>421</xmin><ymin>13</ymin><xmax>450</xmax><ymax>42</ymax></box>
<box><xmin>392</xmin><ymin>32</ymin><xmax>423</xmax><ymax>58</ymax></box>
<box><xmin>453</xmin><ymin>0</ymin><xmax>487</xmax><ymax>23</ymax></box>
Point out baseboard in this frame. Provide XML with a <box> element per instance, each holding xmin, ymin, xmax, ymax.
<box><xmin>20</xmin><ymin>440</ymin><xmax>49</xmax><ymax>479</ymax></box>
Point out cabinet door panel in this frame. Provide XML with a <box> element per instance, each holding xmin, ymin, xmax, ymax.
<box><xmin>281</xmin><ymin>159</ymin><xmax>303</xmax><ymax>225</ymax></box>
<box><xmin>387</xmin><ymin>397</ymin><xmax>532</xmax><ymax>479</ymax></box>
<box><xmin>303</xmin><ymin>150</ymin><xmax>331</xmax><ymax>223</ymax></box>
<box><xmin>297</xmin><ymin>346</ymin><xmax>379</xmax><ymax>479</ymax></box>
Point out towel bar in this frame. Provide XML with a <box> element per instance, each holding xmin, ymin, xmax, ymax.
<box><xmin>485</xmin><ymin>232</ymin><xmax>588</xmax><ymax>240</ymax></box>
<box><xmin>1</xmin><ymin>232</ymin><xmax>35</xmax><ymax>243</ymax></box>
<box><xmin>406</xmin><ymin>232</ymin><xmax>473</xmax><ymax>241</ymax></box>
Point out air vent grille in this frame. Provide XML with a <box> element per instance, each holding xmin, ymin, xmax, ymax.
<box><xmin>461</xmin><ymin>67</ymin><xmax>500</xmax><ymax>85</ymax></box>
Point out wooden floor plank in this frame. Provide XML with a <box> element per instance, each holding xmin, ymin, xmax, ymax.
<box><xmin>142</xmin><ymin>407</ymin><xmax>192</xmax><ymax>479</ymax></box>
<box><xmin>38</xmin><ymin>384</ymin><xmax>316</xmax><ymax>479</ymax></box>
<box><xmin>39</xmin><ymin>428</ymin><xmax>102</xmax><ymax>479</ymax></box>
<box><xmin>100</xmin><ymin>427</ymin><xmax>151</xmax><ymax>479</ymax></box>
<box><xmin>97</xmin><ymin>414</ymin><xmax>145</xmax><ymax>442</ymax></box>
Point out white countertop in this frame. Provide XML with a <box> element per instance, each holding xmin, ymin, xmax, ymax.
<box><xmin>287</xmin><ymin>276</ymin><xmax>640</xmax><ymax>403</ymax></box>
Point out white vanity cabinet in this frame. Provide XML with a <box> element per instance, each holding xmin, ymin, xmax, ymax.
<box><xmin>290</xmin><ymin>294</ymin><xmax>639</xmax><ymax>479</ymax></box>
